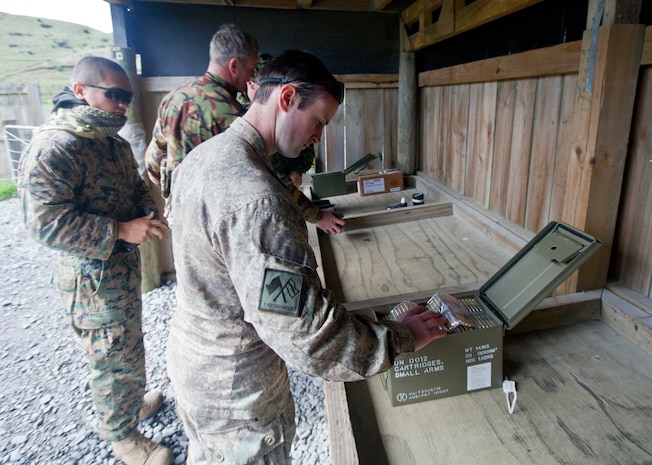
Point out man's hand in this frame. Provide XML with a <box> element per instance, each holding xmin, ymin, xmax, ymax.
<box><xmin>397</xmin><ymin>304</ymin><xmax>448</xmax><ymax>351</ymax></box>
<box><xmin>117</xmin><ymin>211</ymin><xmax>169</xmax><ymax>244</ymax></box>
<box><xmin>316</xmin><ymin>210</ymin><xmax>345</xmax><ymax>235</ymax></box>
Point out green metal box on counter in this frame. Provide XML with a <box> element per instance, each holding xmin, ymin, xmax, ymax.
<box><xmin>311</xmin><ymin>153</ymin><xmax>377</xmax><ymax>198</ymax></box>
<box><xmin>380</xmin><ymin>221</ymin><xmax>602</xmax><ymax>407</ymax></box>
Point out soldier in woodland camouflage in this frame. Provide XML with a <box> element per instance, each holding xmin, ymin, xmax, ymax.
<box><xmin>167</xmin><ymin>50</ymin><xmax>448</xmax><ymax>465</ymax></box>
<box><xmin>18</xmin><ymin>57</ymin><xmax>172</xmax><ymax>465</ymax></box>
<box><xmin>144</xmin><ymin>23</ymin><xmax>259</xmax><ymax>196</ymax></box>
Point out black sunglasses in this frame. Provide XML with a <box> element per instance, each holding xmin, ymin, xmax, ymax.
<box><xmin>82</xmin><ymin>84</ymin><xmax>134</xmax><ymax>104</ymax></box>
<box><xmin>257</xmin><ymin>77</ymin><xmax>345</xmax><ymax>104</ymax></box>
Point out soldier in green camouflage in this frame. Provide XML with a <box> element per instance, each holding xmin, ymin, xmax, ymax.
<box><xmin>167</xmin><ymin>50</ymin><xmax>447</xmax><ymax>465</ymax></box>
<box><xmin>144</xmin><ymin>23</ymin><xmax>259</xmax><ymax>199</ymax></box>
<box><xmin>18</xmin><ymin>57</ymin><xmax>172</xmax><ymax>465</ymax></box>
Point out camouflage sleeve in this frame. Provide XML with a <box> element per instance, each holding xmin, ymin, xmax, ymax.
<box><xmin>164</xmin><ymin>97</ymin><xmax>199</xmax><ymax>172</ymax></box>
<box><xmin>288</xmin><ymin>185</ymin><xmax>322</xmax><ymax>223</ymax></box>
<box><xmin>145</xmin><ymin>96</ymin><xmax>196</xmax><ymax>187</ymax></box>
<box><xmin>145</xmin><ymin>120</ymin><xmax>166</xmax><ymax>186</ymax></box>
<box><xmin>18</xmin><ymin>139</ymin><xmax>117</xmax><ymax>260</ymax></box>
<box><xmin>119</xmin><ymin>138</ymin><xmax>158</xmax><ymax>216</ymax></box>
<box><xmin>277</xmin><ymin>172</ymin><xmax>323</xmax><ymax>223</ymax></box>
<box><xmin>221</xmin><ymin>199</ymin><xmax>415</xmax><ymax>382</ymax></box>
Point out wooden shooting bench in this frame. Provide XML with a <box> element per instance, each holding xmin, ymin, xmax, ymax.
<box><xmin>307</xmin><ymin>178</ymin><xmax>652</xmax><ymax>465</ymax></box>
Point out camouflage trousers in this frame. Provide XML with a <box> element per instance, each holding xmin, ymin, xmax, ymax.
<box><xmin>52</xmin><ymin>251</ymin><xmax>146</xmax><ymax>442</ymax></box>
<box><xmin>176</xmin><ymin>397</ymin><xmax>296</xmax><ymax>465</ymax></box>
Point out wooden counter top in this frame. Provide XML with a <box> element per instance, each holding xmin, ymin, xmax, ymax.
<box><xmin>309</xmin><ymin>187</ymin><xmax>652</xmax><ymax>465</ymax></box>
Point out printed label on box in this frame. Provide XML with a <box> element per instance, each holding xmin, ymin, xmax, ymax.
<box><xmin>362</xmin><ymin>177</ymin><xmax>386</xmax><ymax>194</ymax></box>
<box><xmin>467</xmin><ymin>362</ymin><xmax>492</xmax><ymax>391</ymax></box>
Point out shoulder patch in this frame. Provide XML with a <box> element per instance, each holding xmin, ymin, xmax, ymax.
<box><xmin>259</xmin><ymin>268</ymin><xmax>303</xmax><ymax>317</ymax></box>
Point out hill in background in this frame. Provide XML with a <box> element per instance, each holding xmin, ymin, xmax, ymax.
<box><xmin>0</xmin><ymin>12</ymin><xmax>112</xmax><ymax>112</ymax></box>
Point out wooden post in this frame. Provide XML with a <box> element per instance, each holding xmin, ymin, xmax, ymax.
<box><xmin>112</xmin><ymin>46</ymin><xmax>162</xmax><ymax>293</ymax></box>
<box><xmin>561</xmin><ymin>16</ymin><xmax>644</xmax><ymax>291</ymax></box>
<box><xmin>397</xmin><ymin>19</ymin><xmax>417</xmax><ymax>174</ymax></box>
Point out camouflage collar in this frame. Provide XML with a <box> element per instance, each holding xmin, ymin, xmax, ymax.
<box><xmin>37</xmin><ymin>106</ymin><xmax>127</xmax><ymax>139</ymax></box>
<box><xmin>205</xmin><ymin>72</ymin><xmax>239</xmax><ymax>97</ymax></box>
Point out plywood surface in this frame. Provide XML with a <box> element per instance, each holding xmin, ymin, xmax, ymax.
<box><xmin>343</xmin><ymin>320</ymin><xmax>652</xmax><ymax>465</ymax></box>
<box><xmin>323</xmin><ymin>190</ymin><xmax>512</xmax><ymax>303</ymax></box>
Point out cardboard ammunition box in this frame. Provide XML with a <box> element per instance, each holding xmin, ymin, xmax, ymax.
<box><xmin>357</xmin><ymin>170</ymin><xmax>404</xmax><ymax>196</ymax></box>
<box><xmin>311</xmin><ymin>153</ymin><xmax>378</xmax><ymax>199</ymax></box>
<box><xmin>381</xmin><ymin>221</ymin><xmax>602</xmax><ymax>406</ymax></box>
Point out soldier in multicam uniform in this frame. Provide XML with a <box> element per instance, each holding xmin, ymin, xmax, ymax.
<box><xmin>144</xmin><ymin>23</ymin><xmax>259</xmax><ymax>201</ymax></box>
<box><xmin>18</xmin><ymin>57</ymin><xmax>172</xmax><ymax>465</ymax></box>
<box><xmin>167</xmin><ymin>50</ymin><xmax>448</xmax><ymax>465</ymax></box>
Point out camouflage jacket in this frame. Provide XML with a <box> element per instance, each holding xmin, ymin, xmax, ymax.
<box><xmin>145</xmin><ymin>72</ymin><xmax>245</xmax><ymax>186</ymax></box>
<box><xmin>166</xmin><ymin>117</ymin><xmax>414</xmax><ymax>421</ymax></box>
<box><xmin>18</xmin><ymin>107</ymin><xmax>156</xmax><ymax>261</ymax></box>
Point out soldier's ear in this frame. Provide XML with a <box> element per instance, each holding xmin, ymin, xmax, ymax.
<box><xmin>71</xmin><ymin>82</ymin><xmax>86</xmax><ymax>101</ymax></box>
<box><xmin>279</xmin><ymin>84</ymin><xmax>297</xmax><ymax>112</ymax></box>
<box><xmin>227</xmin><ymin>57</ymin><xmax>239</xmax><ymax>76</ymax></box>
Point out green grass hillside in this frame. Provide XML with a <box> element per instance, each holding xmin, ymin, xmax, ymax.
<box><xmin>0</xmin><ymin>12</ymin><xmax>112</xmax><ymax>112</ymax></box>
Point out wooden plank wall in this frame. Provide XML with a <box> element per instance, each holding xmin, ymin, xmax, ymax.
<box><xmin>418</xmin><ymin>30</ymin><xmax>652</xmax><ymax>299</ymax></box>
<box><xmin>321</xmin><ymin>76</ymin><xmax>399</xmax><ymax>174</ymax></box>
<box><xmin>420</xmin><ymin>75</ymin><xmax>579</xmax><ymax>233</ymax></box>
<box><xmin>418</xmin><ymin>42</ymin><xmax>581</xmax><ymax>234</ymax></box>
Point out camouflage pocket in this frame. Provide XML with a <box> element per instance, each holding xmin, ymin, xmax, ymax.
<box><xmin>51</xmin><ymin>260</ymin><xmax>76</xmax><ymax>317</ymax></box>
<box><xmin>52</xmin><ymin>258</ymin><xmax>128</xmax><ymax>329</ymax></box>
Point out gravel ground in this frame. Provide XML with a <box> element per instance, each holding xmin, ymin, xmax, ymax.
<box><xmin>0</xmin><ymin>197</ymin><xmax>331</xmax><ymax>465</ymax></box>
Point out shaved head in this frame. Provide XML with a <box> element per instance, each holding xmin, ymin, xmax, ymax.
<box><xmin>71</xmin><ymin>56</ymin><xmax>127</xmax><ymax>85</ymax></box>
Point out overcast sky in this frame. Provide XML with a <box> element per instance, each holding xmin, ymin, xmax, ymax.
<box><xmin>0</xmin><ymin>0</ymin><xmax>113</xmax><ymax>33</ymax></box>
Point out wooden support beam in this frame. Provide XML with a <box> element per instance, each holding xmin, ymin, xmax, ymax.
<box><xmin>397</xmin><ymin>23</ymin><xmax>417</xmax><ymax>175</ymax></box>
<box><xmin>371</xmin><ymin>0</ymin><xmax>393</xmax><ymax>12</ymax></box>
<box><xmin>403</xmin><ymin>0</ymin><xmax>444</xmax><ymax>26</ymax></box>
<box><xmin>561</xmin><ymin>24</ymin><xmax>645</xmax><ymax>292</ymax></box>
<box><xmin>419</xmin><ymin>40</ymin><xmax>582</xmax><ymax>86</ymax></box>
<box><xmin>404</xmin><ymin>0</ymin><xmax>543</xmax><ymax>51</ymax></box>
<box><xmin>644</xmin><ymin>26</ymin><xmax>652</xmax><ymax>65</ymax></box>
<box><xmin>455</xmin><ymin>0</ymin><xmax>543</xmax><ymax>35</ymax></box>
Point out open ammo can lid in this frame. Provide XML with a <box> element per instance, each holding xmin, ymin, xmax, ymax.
<box><xmin>343</xmin><ymin>153</ymin><xmax>378</xmax><ymax>175</ymax></box>
<box><xmin>478</xmin><ymin>222</ymin><xmax>602</xmax><ymax>330</ymax></box>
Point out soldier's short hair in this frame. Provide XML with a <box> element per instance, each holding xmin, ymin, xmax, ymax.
<box><xmin>255</xmin><ymin>49</ymin><xmax>344</xmax><ymax>109</ymax></box>
<box><xmin>71</xmin><ymin>56</ymin><xmax>127</xmax><ymax>86</ymax></box>
<box><xmin>209</xmin><ymin>24</ymin><xmax>259</xmax><ymax>66</ymax></box>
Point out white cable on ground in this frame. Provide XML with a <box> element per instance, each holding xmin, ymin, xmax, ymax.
<box><xmin>503</xmin><ymin>379</ymin><xmax>517</xmax><ymax>414</ymax></box>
